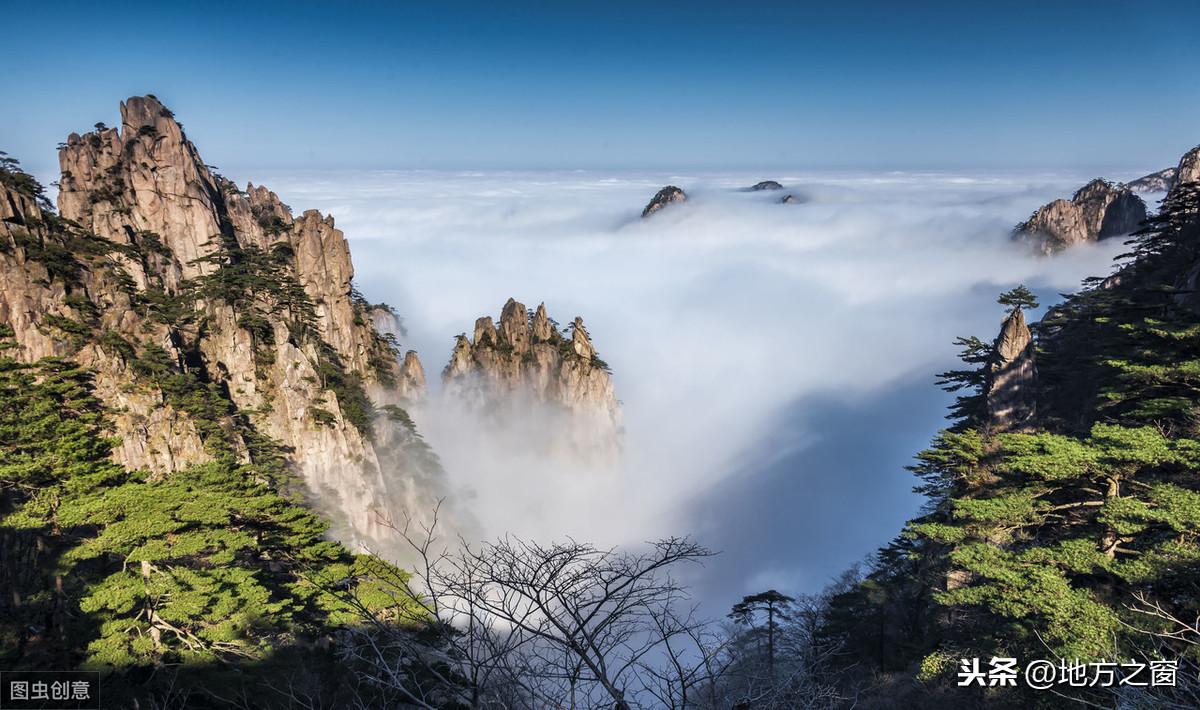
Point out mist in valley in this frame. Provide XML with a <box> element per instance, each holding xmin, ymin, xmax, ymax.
<box><xmin>251</xmin><ymin>167</ymin><xmax>1143</xmax><ymax>608</ymax></box>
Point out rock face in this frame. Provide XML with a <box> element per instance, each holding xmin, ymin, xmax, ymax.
<box><xmin>747</xmin><ymin>180</ymin><xmax>783</xmax><ymax>191</ymax></box>
<box><xmin>987</xmin><ymin>308</ymin><xmax>1037</xmax><ymax>430</ymax></box>
<box><xmin>641</xmin><ymin>186</ymin><xmax>687</xmax><ymax>218</ymax></box>
<box><xmin>1014</xmin><ymin>179</ymin><xmax>1147</xmax><ymax>254</ymax></box>
<box><xmin>1122</xmin><ymin>147</ymin><xmax>1200</xmax><ymax>195</ymax></box>
<box><xmin>443</xmin><ymin>298</ymin><xmax>621</xmax><ymax>461</ymax></box>
<box><xmin>1177</xmin><ymin>146</ymin><xmax>1200</xmax><ymax>188</ymax></box>
<box><xmin>1125</xmin><ymin>167</ymin><xmax>1178</xmax><ymax>193</ymax></box>
<box><xmin>1</xmin><ymin>96</ymin><xmax>445</xmax><ymax>551</ymax></box>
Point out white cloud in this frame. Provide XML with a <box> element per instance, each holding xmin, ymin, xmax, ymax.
<box><xmin>251</xmin><ymin>167</ymin><xmax>1126</xmax><ymax>591</ymax></box>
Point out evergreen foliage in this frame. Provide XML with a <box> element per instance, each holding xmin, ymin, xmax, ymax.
<box><xmin>997</xmin><ymin>284</ymin><xmax>1039</xmax><ymax>311</ymax></box>
<box><xmin>0</xmin><ymin>349</ymin><xmax>421</xmax><ymax>703</ymax></box>
<box><xmin>0</xmin><ymin>151</ymin><xmax>52</xmax><ymax>211</ymax></box>
<box><xmin>0</xmin><ymin>160</ymin><xmax>436</xmax><ymax>706</ymax></box>
<box><xmin>818</xmin><ymin>185</ymin><xmax>1200</xmax><ymax>704</ymax></box>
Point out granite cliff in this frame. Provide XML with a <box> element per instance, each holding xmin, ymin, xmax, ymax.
<box><xmin>1014</xmin><ymin>178</ymin><xmax>1146</xmax><ymax>254</ymax></box>
<box><xmin>0</xmin><ymin>96</ymin><xmax>443</xmax><ymax>549</ymax></box>
<box><xmin>443</xmin><ymin>298</ymin><xmax>622</xmax><ymax>462</ymax></box>
<box><xmin>1177</xmin><ymin>145</ymin><xmax>1200</xmax><ymax>188</ymax></box>
<box><xmin>985</xmin><ymin>306</ymin><xmax>1036</xmax><ymax>430</ymax></box>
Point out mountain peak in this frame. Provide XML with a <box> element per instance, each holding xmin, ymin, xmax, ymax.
<box><xmin>1014</xmin><ymin>178</ymin><xmax>1145</xmax><ymax>254</ymax></box>
<box><xmin>641</xmin><ymin>185</ymin><xmax>687</xmax><ymax>218</ymax></box>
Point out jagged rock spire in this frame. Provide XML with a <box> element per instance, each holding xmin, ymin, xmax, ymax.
<box><xmin>571</xmin><ymin>316</ymin><xmax>594</xmax><ymax>360</ymax></box>
<box><xmin>499</xmin><ymin>297</ymin><xmax>531</xmax><ymax>353</ymax></box>
<box><xmin>532</xmin><ymin>302</ymin><xmax>553</xmax><ymax>341</ymax></box>
<box><xmin>444</xmin><ymin>299</ymin><xmax>621</xmax><ymax>462</ymax></box>
<box><xmin>10</xmin><ymin>96</ymin><xmax>443</xmax><ymax>551</ymax></box>
<box><xmin>987</xmin><ymin>307</ymin><xmax>1036</xmax><ymax>430</ymax></box>
<box><xmin>1175</xmin><ymin>146</ymin><xmax>1200</xmax><ymax>189</ymax></box>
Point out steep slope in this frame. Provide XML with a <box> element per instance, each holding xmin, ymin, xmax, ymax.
<box><xmin>0</xmin><ymin>152</ymin><xmax>435</xmax><ymax>708</ymax></box>
<box><xmin>1177</xmin><ymin>145</ymin><xmax>1200</xmax><ymax>187</ymax></box>
<box><xmin>2</xmin><ymin>96</ymin><xmax>444</xmax><ymax>549</ymax></box>
<box><xmin>819</xmin><ymin>174</ymin><xmax>1200</xmax><ymax>706</ymax></box>
<box><xmin>1125</xmin><ymin>166</ymin><xmax>1177</xmax><ymax>193</ymax></box>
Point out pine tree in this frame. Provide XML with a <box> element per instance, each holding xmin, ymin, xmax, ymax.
<box><xmin>0</xmin><ymin>346</ymin><xmax>421</xmax><ymax>700</ymax></box>
<box><xmin>997</xmin><ymin>284</ymin><xmax>1039</xmax><ymax>312</ymax></box>
<box><xmin>729</xmin><ymin>590</ymin><xmax>796</xmax><ymax>678</ymax></box>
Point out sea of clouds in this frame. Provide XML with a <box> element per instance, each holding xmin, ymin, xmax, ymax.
<box><xmin>252</xmin><ymin>167</ymin><xmax>1143</xmax><ymax>603</ymax></box>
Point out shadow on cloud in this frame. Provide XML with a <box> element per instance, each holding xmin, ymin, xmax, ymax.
<box><xmin>246</xmin><ymin>167</ymin><xmax>1127</xmax><ymax>606</ymax></box>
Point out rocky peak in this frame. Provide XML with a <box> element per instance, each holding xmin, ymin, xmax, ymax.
<box><xmin>747</xmin><ymin>180</ymin><xmax>783</xmax><ymax>191</ymax></box>
<box><xmin>1014</xmin><ymin>179</ymin><xmax>1146</xmax><ymax>254</ymax></box>
<box><xmin>1073</xmin><ymin>179</ymin><xmax>1145</xmax><ymax>238</ymax></box>
<box><xmin>473</xmin><ymin>316</ymin><xmax>498</xmax><ymax>347</ymax></box>
<box><xmin>1177</xmin><ymin>146</ymin><xmax>1200</xmax><ymax>188</ymax></box>
<box><xmin>986</xmin><ymin>308</ymin><xmax>1036</xmax><ymax>430</ymax></box>
<box><xmin>400</xmin><ymin>350</ymin><xmax>427</xmax><ymax>399</ymax></box>
<box><xmin>498</xmin><ymin>297</ymin><xmax>531</xmax><ymax>353</ymax></box>
<box><xmin>58</xmin><ymin>95</ymin><xmax>226</xmax><ymax>290</ymax></box>
<box><xmin>444</xmin><ymin>299</ymin><xmax>621</xmax><ymax>461</ymax></box>
<box><xmin>641</xmin><ymin>185</ymin><xmax>687</xmax><ymax>218</ymax></box>
<box><xmin>571</xmin><ymin>316</ymin><xmax>594</xmax><ymax>359</ymax></box>
<box><xmin>532</xmin><ymin>302</ymin><xmax>554</xmax><ymax>341</ymax></box>
<box><xmin>3</xmin><ymin>96</ymin><xmax>444</xmax><ymax>552</ymax></box>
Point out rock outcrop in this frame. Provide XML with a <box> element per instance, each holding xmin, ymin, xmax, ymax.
<box><xmin>0</xmin><ymin>96</ymin><xmax>445</xmax><ymax>550</ymax></box>
<box><xmin>641</xmin><ymin>186</ymin><xmax>687</xmax><ymax>218</ymax></box>
<box><xmin>1014</xmin><ymin>179</ymin><xmax>1147</xmax><ymax>254</ymax></box>
<box><xmin>746</xmin><ymin>180</ymin><xmax>783</xmax><ymax>191</ymax></box>
<box><xmin>781</xmin><ymin>194</ymin><xmax>801</xmax><ymax>204</ymax></box>
<box><xmin>986</xmin><ymin>308</ymin><xmax>1036</xmax><ymax>430</ymax></box>
<box><xmin>1125</xmin><ymin>167</ymin><xmax>1177</xmax><ymax>193</ymax></box>
<box><xmin>1122</xmin><ymin>147</ymin><xmax>1200</xmax><ymax>195</ymax></box>
<box><xmin>1177</xmin><ymin>146</ymin><xmax>1200</xmax><ymax>188</ymax></box>
<box><xmin>443</xmin><ymin>298</ymin><xmax>621</xmax><ymax>461</ymax></box>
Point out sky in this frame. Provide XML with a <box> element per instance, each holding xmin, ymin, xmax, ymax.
<box><xmin>4</xmin><ymin>0</ymin><xmax>1200</xmax><ymax>176</ymax></box>
<box><xmin>3</xmin><ymin>0</ymin><xmax>1197</xmax><ymax>605</ymax></box>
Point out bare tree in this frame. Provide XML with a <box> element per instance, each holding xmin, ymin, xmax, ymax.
<box><xmin>439</xmin><ymin>535</ymin><xmax>714</xmax><ymax>709</ymax></box>
<box><xmin>1108</xmin><ymin>591</ymin><xmax>1200</xmax><ymax>710</ymax></box>
<box><xmin>316</xmin><ymin>504</ymin><xmax>726</xmax><ymax>709</ymax></box>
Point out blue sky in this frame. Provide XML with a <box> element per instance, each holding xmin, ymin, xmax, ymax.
<box><xmin>4</xmin><ymin>0</ymin><xmax>1199</xmax><ymax>175</ymax></box>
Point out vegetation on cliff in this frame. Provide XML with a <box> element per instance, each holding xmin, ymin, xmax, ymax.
<box><xmin>811</xmin><ymin>181</ymin><xmax>1200</xmax><ymax>707</ymax></box>
<box><xmin>0</xmin><ymin>145</ymin><xmax>433</xmax><ymax>707</ymax></box>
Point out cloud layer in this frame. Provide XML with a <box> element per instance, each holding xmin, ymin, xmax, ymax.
<box><xmin>254</xmin><ymin>168</ymin><xmax>1129</xmax><ymax>600</ymax></box>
